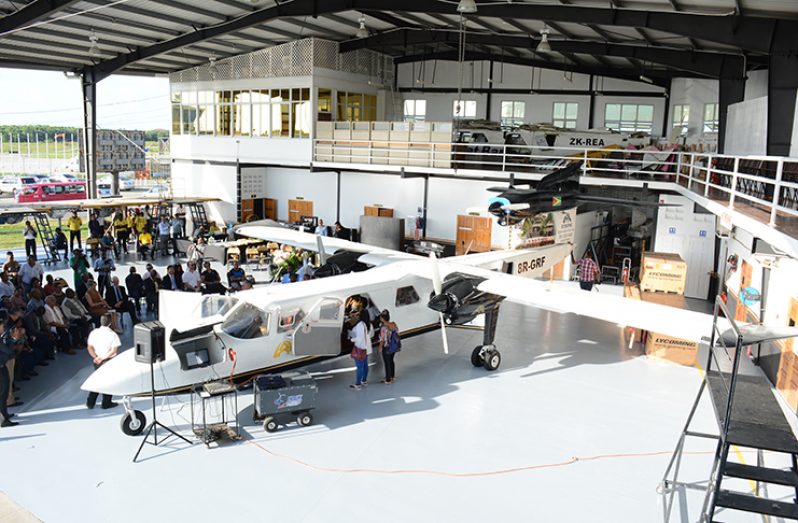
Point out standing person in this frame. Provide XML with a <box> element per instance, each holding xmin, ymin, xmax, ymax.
<box><xmin>0</xmin><ymin>322</ymin><xmax>20</xmax><ymax>427</ymax></box>
<box><xmin>93</xmin><ymin>250</ymin><xmax>115</xmax><ymax>297</ymax></box>
<box><xmin>348</xmin><ymin>310</ymin><xmax>371</xmax><ymax>390</ymax></box>
<box><xmin>157</xmin><ymin>216</ymin><xmax>171</xmax><ymax>256</ymax></box>
<box><xmin>133</xmin><ymin>209</ymin><xmax>148</xmax><ymax>236</ymax></box>
<box><xmin>377</xmin><ymin>310</ymin><xmax>401</xmax><ymax>384</ymax></box>
<box><xmin>22</xmin><ymin>221</ymin><xmax>37</xmax><ymax>259</ymax></box>
<box><xmin>577</xmin><ymin>251</ymin><xmax>600</xmax><ymax>292</ymax></box>
<box><xmin>88</xmin><ymin>212</ymin><xmax>102</xmax><ymax>240</ymax></box>
<box><xmin>18</xmin><ymin>255</ymin><xmax>43</xmax><ymax>296</ymax></box>
<box><xmin>142</xmin><ymin>264</ymin><xmax>158</xmax><ymax>314</ymax></box>
<box><xmin>112</xmin><ymin>211</ymin><xmax>129</xmax><ymax>255</ymax></box>
<box><xmin>2</xmin><ymin>252</ymin><xmax>19</xmax><ymax>281</ymax></box>
<box><xmin>85</xmin><ymin>314</ymin><xmax>120</xmax><ymax>410</ymax></box>
<box><xmin>125</xmin><ymin>267</ymin><xmax>144</xmax><ymax>314</ymax></box>
<box><xmin>66</xmin><ymin>210</ymin><xmax>83</xmax><ymax>251</ymax></box>
<box><xmin>69</xmin><ymin>248</ymin><xmax>90</xmax><ymax>289</ymax></box>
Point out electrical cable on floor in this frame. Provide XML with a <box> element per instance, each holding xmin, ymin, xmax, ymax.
<box><xmin>245</xmin><ymin>439</ymin><xmax>751</xmax><ymax>478</ymax></box>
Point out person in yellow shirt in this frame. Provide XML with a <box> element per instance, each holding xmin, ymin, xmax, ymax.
<box><xmin>112</xmin><ymin>211</ymin><xmax>129</xmax><ymax>254</ymax></box>
<box><xmin>66</xmin><ymin>210</ymin><xmax>83</xmax><ymax>251</ymax></box>
<box><xmin>138</xmin><ymin>227</ymin><xmax>153</xmax><ymax>261</ymax></box>
<box><xmin>125</xmin><ymin>210</ymin><xmax>134</xmax><ymax>231</ymax></box>
<box><xmin>133</xmin><ymin>210</ymin><xmax>147</xmax><ymax>234</ymax></box>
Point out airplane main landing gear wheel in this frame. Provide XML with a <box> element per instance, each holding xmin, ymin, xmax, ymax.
<box><xmin>471</xmin><ymin>346</ymin><xmax>484</xmax><ymax>367</ymax></box>
<box><xmin>263</xmin><ymin>417</ymin><xmax>279</xmax><ymax>433</ymax></box>
<box><xmin>483</xmin><ymin>349</ymin><xmax>501</xmax><ymax>371</ymax></box>
<box><xmin>120</xmin><ymin>410</ymin><xmax>146</xmax><ymax>436</ymax></box>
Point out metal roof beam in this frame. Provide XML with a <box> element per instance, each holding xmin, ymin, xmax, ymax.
<box><xmin>144</xmin><ymin>0</ymin><xmax>229</xmax><ymax>23</ymax></box>
<box><xmin>0</xmin><ymin>0</ymin><xmax>81</xmax><ymax>34</ymax></box>
<box><xmin>395</xmin><ymin>50</ymin><xmax>675</xmax><ymax>87</ymax></box>
<box><xmin>282</xmin><ymin>17</ymin><xmax>350</xmax><ymax>39</ymax></box>
<box><xmin>79</xmin><ymin>0</ymin><xmax>198</xmax><ymax>29</ymax></box>
<box><xmin>364</xmin><ymin>11</ymin><xmax>420</xmax><ymax>28</ymax></box>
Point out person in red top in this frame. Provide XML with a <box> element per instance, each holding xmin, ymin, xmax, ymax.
<box><xmin>577</xmin><ymin>251</ymin><xmax>600</xmax><ymax>291</ymax></box>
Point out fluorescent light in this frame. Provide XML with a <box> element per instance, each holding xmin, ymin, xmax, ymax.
<box><xmin>356</xmin><ymin>15</ymin><xmax>368</xmax><ymax>38</ymax></box>
<box><xmin>88</xmin><ymin>29</ymin><xmax>101</xmax><ymax>58</ymax></box>
<box><xmin>457</xmin><ymin>0</ymin><xmax>478</xmax><ymax>14</ymax></box>
<box><xmin>639</xmin><ymin>75</ymin><xmax>654</xmax><ymax>84</ymax></box>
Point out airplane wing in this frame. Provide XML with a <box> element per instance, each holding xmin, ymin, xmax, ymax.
<box><xmin>235</xmin><ymin>224</ymin><xmax>393</xmax><ymax>256</ymax></box>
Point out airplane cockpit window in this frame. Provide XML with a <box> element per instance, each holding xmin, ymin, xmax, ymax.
<box><xmin>277</xmin><ymin>308</ymin><xmax>306</xmax><ymax>333</ymax></box>
<box><xmin>197</xmin><ymin>295</ymin><xmax>239</xmax><ymax>318</ymax></box>
<box><xmin>395</xmin><ymin>286</ymin><xmax>420</xmax><ymax>307</ymax></box>
<box><xmin>221</xmin><ymin>303</ymin><xmax>270</xmax><ymax>339</ymax></box>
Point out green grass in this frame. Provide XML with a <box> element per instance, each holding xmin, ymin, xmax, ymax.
<box><xmin>0</xmin><ymin>223</ymin><xmax>91</xmax><ymax>251</ymax></box>
<box><xmin>1</xmin><ymin>140</ymin><xmax>79</xmax><ymax>159</ymax></box>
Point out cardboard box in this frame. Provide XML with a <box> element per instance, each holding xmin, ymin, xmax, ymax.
<box><xmin>623</xmin><ymin>284</ymin><xmax>644</xmax><ymax>343</ymax></box>
<box><xmin>642</xmin><ymin>291</ymin><xmax>698</xmax><ymax>366</ymax></box>
<box><xmin>640</xmin><ymin>252</ymin><xmax>687</xmax><ymax>294</ymax></box>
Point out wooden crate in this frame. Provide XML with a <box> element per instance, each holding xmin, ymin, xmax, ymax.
<box><xmin>640</xmin><ymin>252</ymin><xmax>687</xmax><ymax>294</ymax></box>
<box><xmin>456</xmin><ymin>215</ymin><xmax>491</xmax><ymax>255</ymax></box>
<box><xmin>364</xmin><ymin>206</ymin><xmax>394</xmax><ymax>218</ymax></box>
<box><xmin>776</xmin><ymin>297</ymin><xmax>798</xmax><ymax>411</ymax></box>
<box><xmin>623</xmin><ymin>284</ymin><xmax>644</xmax><ymax>343</ymax></box>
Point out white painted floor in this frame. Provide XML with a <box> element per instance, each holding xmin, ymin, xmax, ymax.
<box><xmin>0</xmin><ymin>257</ymin><xmax>793</xmax><ymax>523</ymax></box>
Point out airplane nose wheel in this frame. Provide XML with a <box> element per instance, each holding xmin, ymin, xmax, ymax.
<box><xmin>121</xmin><ymin>410</ymin><xmax>146</xmax><ymax>436</ymax></box>
<box><xmin>471</xmin><ymin>345</ymin><xmax>501</xmax><ymax>371</ymax></box>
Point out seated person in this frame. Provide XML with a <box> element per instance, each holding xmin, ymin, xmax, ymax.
<box><xmin>52</xmin><ymin>227</ymin><xmax>69</xmax><ymax>260</ymax></box>
<box><xmin>23</xmin><ymin>306</ymin><xmax>56</xmax><ymax>364</ymax></box>
<box><xmin>182</xmin><ymin>262</ymin><xmax>201</xmax><ymax>292</ymax></box>
<box><xmin>43</xmin><ymin>274</ymin><xmax>56</xmax><ymax>296</ymax></box>
<box><xmin>227</xmin><ymin>261</ymin><xmax>245</xmax><ymax>291</ymax></box>
<box><xmin>0</xmin><ymin>272</ymin><xmax>15</xmax><ymax>300</ymax></box>
<box><xmin>100</xmin><ymin>230</ymin><xmax>116</xmax><ymax>256</ymax></box>
<box><xmin>200</xmin><ymin>261</ymin><xmax>226</xmax><ymax>295</ymax></box>
<box><xmin>44</xmin><ymin>295</ymin><xmax>74</xmax><ymax>355</ymax></box>
<box><xmin>84</xmin><ymin>280</ymin><xmax>120</xmax><ymax>332</ymax></box>
<box><xmin>137</xmin><ymin>228</ymin><xmax>153</xmax><ymax>261</ymax></box>
<box><xmin>61</xmin><ymin>288</ymin><xmax>92</xmax><ymax>342</ymax></box>
<box><xmin>3</xmin><ymin>252</ymin><xmax>20</xmax><ymax>281</ymax></box>
<box><xmin>26</xmin><ymin>288</ymin><xmax>45</xmax><ymax>314</ymax></box>
<box><xmin>161</xmin><ymin>265</ymin><xmax>183</xmax><ymax>292</ymax></box>
<box><xmin>125</xmin><ymin>267</ymin><xmax>144</xmax><ymax>313</ymax></box>
<box><xmin>107</xmin><ymin>276</ymin><xmax>138</xmax><ymax>325</ymax></box>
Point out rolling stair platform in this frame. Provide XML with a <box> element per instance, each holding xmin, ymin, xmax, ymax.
<box><xmin>661</xmin><ymin>297</ymin><xmax>798</xmax><ymax>522</ymax></box>
<box><xmin>32</xmin><ymin>212</ymin><xmax>59</xmax><ymax>265</ymax></box>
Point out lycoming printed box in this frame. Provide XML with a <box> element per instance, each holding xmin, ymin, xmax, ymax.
<box><xmin>640</xmin><ymin>252</ymin><xmax>687</xmax><ymax>294</ymax></box>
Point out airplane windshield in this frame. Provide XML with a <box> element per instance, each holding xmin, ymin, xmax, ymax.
<box><xmin>221</xmin><ymin>303</ymin><xmax>270</xmax><ymax>339</ymax></box>
<box><xmin>197</xmin><ymin>295</ymin><xmax>239</xmax><ymax>318</ymax></box>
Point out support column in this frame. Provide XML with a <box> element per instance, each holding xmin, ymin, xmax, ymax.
<box><xmin>587</xmin><ymin>75</ymin><xmax>595</xmax><ymax>129</ymax></box>
<box><xmin>662</xmin><ymin>82</ymin><xmax>672</xmax><ymax>138</ymax></box>
<box><xmin>81</xmin><ymin>69</ymin><xmax>98</xmax><ymax>198</ymax></box>
<box><xmin>718</xmin><ymin>76</ymin><xmax>745</xmax><ymax>154</ymax></box>
<box><xmin>767</xmin><ymin>54</ymin><xmax>798</xmax><ymax>156</ymax></box>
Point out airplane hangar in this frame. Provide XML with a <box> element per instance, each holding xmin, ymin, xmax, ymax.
<box><xmin>3</xmin><ymin>1</ymin><xmax>798</xmax><ymax>522</ymax></box>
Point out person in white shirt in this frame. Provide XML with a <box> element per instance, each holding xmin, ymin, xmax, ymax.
<box><xmin>44</xmin><ymin>295</ymin><xmax>75</xmax><ymax>355</ymax></box>
<box><xmin>157</xmin><ymin>217</ymin><xmax>171</xmax><ymax>256</ymax></box>
<box><xmin>22</xmin><ymin>220</ymin><xmax>37</xmax><ymax>259</ymax></box>
<box><xmin>348</xmin><ymin>310</ymin><xmax>372</xmax><ymax>389</ymax></box>
<box><xmin>0</xmin><ymin>272</ymin><xmax>15</xmax><ymax>300</ymax></box>
<box><xmin>182</xmin><ymin>262</ymin><xmax>201</xmax><ymax>292</ymax></box>
<box><xmin>315</xmin><ymin>219</ymin><xmax>329</xmax><ymax>237</ymax></box>
<box><xmin>85</xmin><ymin>314</ymin><xmax>121</xmax><ymax>409</ymax></box>
<box><xmin>18</xmin><ymin>255</ymin><xmax>43</xmax><ymax>296</ymax></box>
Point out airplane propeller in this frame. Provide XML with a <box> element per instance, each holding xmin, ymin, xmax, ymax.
<box><xmin>428</xmin><ymin>252</ymin><xmax>450</xmax><ymax>355</ymax></box>
<box><xmin>315</xmin><ymin>234</ymin><xmax>328</xmax><ymax>265</ymax></box>
<box><xmin>500</xmin><ymin>203</ymin><xmax>531</xmax><ymax>212</ymax></box>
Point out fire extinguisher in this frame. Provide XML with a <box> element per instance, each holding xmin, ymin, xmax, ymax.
<box><xmin>621</xmin><ymin>257</ymin><xmax>631</xmax><ymax>283</ymax></box>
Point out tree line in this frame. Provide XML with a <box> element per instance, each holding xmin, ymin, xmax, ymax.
<box><xmin>0</xmin><ymin>125</ymin><xmax>169</xmax><ymax>142</ymax></box>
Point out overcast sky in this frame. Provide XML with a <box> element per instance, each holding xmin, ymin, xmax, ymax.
<box><xmin>0</xmin><ymin>68</ymin><xmax>170</xmax><ymax>130</ymax></box>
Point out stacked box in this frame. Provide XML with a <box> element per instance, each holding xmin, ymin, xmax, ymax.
<box><xmin>640</xmin><ymin>252</ymin><xmax>687</xmax><ymax>294</ymax></box>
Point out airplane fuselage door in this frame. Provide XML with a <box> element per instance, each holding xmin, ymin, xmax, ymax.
<box><xmin>292</xmin><ymin>297</ymin><xmax>344</xmax><ymax>357</ymax></box>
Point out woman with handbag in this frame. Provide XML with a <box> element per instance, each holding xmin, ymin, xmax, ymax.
<box><xmin>348</xmin><ymin>310</ymin><xmax>371</xmax><ymax>390</ymax></box>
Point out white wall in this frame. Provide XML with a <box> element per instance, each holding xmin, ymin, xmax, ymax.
<box><xmin>259</xmin><ymin>167</ymin><xmax>338</xmax><ymax>223</ymax></box>
<box><xmin>744</xmin><ymin>70</ymin><xmax>768</xmax><ymax>101</ymax></box>
<box><xmin>171</xmin><ymin>160</ymin><xmax>237</xmax><ymax>224</ymax></box>
<box><xmin>339</xmin><ymin>172</ymin><xmax>424</xmax><ymax>230</ymax></box>
<box><xmin>171</xmin><ymin>135</ymin><xmax>312</xmax><ymax>166</ymax></box>
<box><xmin>725</xmin><ymin>97</ymin><xmax>768</xmax><ymax>155</ymax></box>
<box><xmin>653</xmin><ymin>195</ymin><xmax>716</xmax><ymax>299</ymax></box>
<box><xmin>668</xmin><ymin>78</ymin><xmax>719</xmax><ymax>138</ymax></box>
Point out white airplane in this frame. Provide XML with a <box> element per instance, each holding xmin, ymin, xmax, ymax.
<box><xmin>82</xmin><ymin>222</ymin><xmax>724</xmax><ymax>436</ymax></box>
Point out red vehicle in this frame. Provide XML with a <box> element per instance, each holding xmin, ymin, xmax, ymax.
<box><xmin>15</xmin><ymin>181</ymin><xmax>87</xmax><ymax>203</ymax></box>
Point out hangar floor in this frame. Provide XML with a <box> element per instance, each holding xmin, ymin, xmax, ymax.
<box><xmin>1</xmin><ymin>259</ymin><xmax>795</xmax><ymax>523</ymax></box>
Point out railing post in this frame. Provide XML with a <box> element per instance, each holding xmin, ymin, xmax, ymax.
<box><xmin>687</xmin><ymin>153</ymin><xmax>695</xmax><ymax>191</ymax></box>
<box><xmin>704</xmin><ymin>155</ymin><xmax>712</xmax><ymax>197</ymax></box>
<box><xmin>582</xmin><ymin>149</ymin><xmax>588</xmax><ymax>178</ymax></box>
<box><xmin>368</xmin><ymin>140</ymin><xmax>373</xmax><ymax>165</ymax></box>
<box><xmin>770</xmin><ymin>158</ymin><xmax>784</xmax><ymax>226</ymax></box>
<box><xmin>501</xmin><ymin>143</ymin><xmax>506</xmax><ymax>173</ymax></box>
<box><xmin>675</xmin><ymin>152</ymin><xmax>683</xmax><ymax>184</ymax></box>
<box><xmin>729</xmin><ymin>157</ymin><xmax>740</xmax><ymax>208</ymax></box>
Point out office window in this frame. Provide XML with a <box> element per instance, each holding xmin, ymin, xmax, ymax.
<box><xmin>197</xmin><ymin>90</ymin><xmax>214</xmax><ymax>136</ymax></box>
<box><xmin>703</xmin><ymin>103</ymin><xmax>719</xmax><ymax>132</ymax></box>
<box><xmin>604</xmin><ymin>103</ymin><xmax>654</xmax><ymax>133</ymax></box>
<box><xmin>171</xmin><ymin>92</ymin><xmax>182</xmax><ymax>135</ymax></box>
<box><xmin>403</xmin><ymin>99</ymin><xmax>427</xmax><ymax>122</ymax></box>
<box><xmin>553</xmin><ymin>102</ymin><xmax>578</xmax><ymax>129</ymax></box>
<box><xmin>500</xmin><ymin>101</ymin><xmax>525</xmax><ymax>126</ymax></box>
<box><xmin>181</xmin><ymin>91</ymin><xmax>198</xmax><ymax>135</ymax></box>
<box><xmin>216</xmin><ymin>91</ymin><xmax>232</xmax><ymax>136</ymax></box>
<box><xmin>453</xmin><ymin>100</ymin><xmax>477</xmax><ymax>119</ymax></box>
<box><xmin>336</xmin><ymin>91</ymin><xmax>377</xmax><ymax>122</ymax></box>
<box><xmin>672</xmin><ymin>104</ymin><xmax>690</xmax><ymax>135</ymax></box>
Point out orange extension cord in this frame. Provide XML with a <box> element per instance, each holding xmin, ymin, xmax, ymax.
<box><xmin>246</xmin><ymin>439</ymin><xmax>742</xmax><ymax>478</ymax></box>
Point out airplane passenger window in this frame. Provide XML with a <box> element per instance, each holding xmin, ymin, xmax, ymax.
<box><xmin>199</xmin><ymin>295</ymin><xmax>239</xmax><ymax>318</ymax></box>
<box><xmin>318</xmin><ymin>299</ymin><xmax>342</xmax><ymax>321</ymax></box>
<box><xmin>395</xmin><ymin>286</ymin><xmax>420</xmax><ymax>307</ymax></box>
<box><xmin>278</xmin><ymin>308</ymin><xmax>305</xmax><ymax>333</ymax></box>
<box><xmin>221</xmin><ymin>303</ymin><xmax>269</xmax><ymax>339</ymax></box>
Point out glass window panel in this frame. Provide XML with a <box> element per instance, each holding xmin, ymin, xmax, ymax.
<box><xmin>183</xmin><ymin>91</ymin><xmax>197</xmax><ymax>104</ymax></box>
<box><xmin>279</xmin><ymin>103</ymin><xmax>290</xmax><ymax>137</ymax></box>
<box><xmin>553</xmin><ymin>102</ymin><xmax>565</xmax><ymax>119</ymax></box>
<box><xmin>197</xmin><ymin>105</ymin><xmax>214</xmax><ymax>135</ymax></box>
<box><xmin>501</xmin><ymin>101</ymin><xmax>514</xmax><ymax>118</ymax></box>
<box><xmin>171</xmin><ymin>104</ymin><xmax>181</xmax><ymax>134</ymax></box>
<box><xmin>318</xmin><ymin>89</ymin><xmax>332</xmax><ymax>113</ymax></box>
<box><xmin>300</xmin><ymin>88</ymin><xmax>310</xmax><ymax>101</ymax></box>
<box><xmin>293</xmin><ymin>101</ymin><xmax>311</xmax><ymax>138</ymax></box>
<box><xmin>621</xmin><ymin>104</ymin><xmax>637</xmax><ymax>121</ymax></box>
<box><xmin>171</xmin><ymin>92</ymin><xmax>182</xmax><ymax>103</ymax></box>
<box><xmin>514</xmin><ymin>102</ymin><xmax>525</xmax><ymax>118</ymax></box>
<box><xmin>253</xmin><ymin>103</ymin><xmax>270</xmax><ymax>137</ymax></box>
<box><xmin>605</xmin><ymin>104</ymin><xmax>620</xmax><ymax>120</ymax></box>
<box><xmin>565</xmin><ymin>103</ymin><xmax>578</xmax><ymax>119</ymax></box>
<box><xmin>637</xmin><ymin>105</ymin><xmax>654</xmax><ymax>122</ymax></box>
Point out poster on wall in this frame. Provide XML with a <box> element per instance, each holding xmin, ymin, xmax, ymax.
<box><xmin>510</xmin><ymin>208</ymin><xmax>576</xmax><ymax>249</ymax></box>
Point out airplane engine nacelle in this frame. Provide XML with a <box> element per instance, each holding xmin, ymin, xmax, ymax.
<box><xmin>427</xmin><ymin>272</ymin><xmax>504</xmax><ymax>325</ymax></box>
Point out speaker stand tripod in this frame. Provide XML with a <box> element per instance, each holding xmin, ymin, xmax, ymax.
<box><xmin>133</xmin><ymin>359</ymin><xmax>191</xmax><ymax>463</ymax></box>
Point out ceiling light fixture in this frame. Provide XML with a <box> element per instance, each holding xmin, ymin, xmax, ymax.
<box><xmin>208</xmin><ymin>55</ymin><xmax>218</xmax><ymax>77</ymax></box>
<box><xmin>639</xmin><ymin>75</ymin><xmax>654</xmax><ymax>84</ymax></box>
<box><xmin>88</xmin><ymin>29</ymin><xmax>101</xmax><ymax>58</ymax></box>
<box><xmin>457</xmin><ymin>0</ymin><xmax>478</xmax><ymax>14</ymax></box>
<box><xmin>356</xmin><ymin>15</ymin><xmax>369</xmax><ymax>38</ymax></box>
<box><xmin>536</xmin><ymin>25</ymin><xmax>551</xmax><ymax>53</ymax></box>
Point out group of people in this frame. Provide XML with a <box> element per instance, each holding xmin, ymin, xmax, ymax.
<box><xmin>0</xmin><ymin>251</ymin><xmax>132</xmax><ymax>426</ymax></box>
<box><xmin>345</xmin><ymin>296</ymin><xmax>402</xmax><ymax>389</ymax></box>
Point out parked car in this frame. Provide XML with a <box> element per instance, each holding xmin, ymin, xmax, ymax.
<box><xmin>31</xmin><ymin>174</ymin><xmax>51</xmax><ymax>183</ymax></box>
<box><xmin>97</xmin><ymin>182</ymin><xmax>112</xmax><ymax>198</ymax></box>
<box><xmin>144</xmin><ymin>184</ymin><xmax>170</xmax><ymax>197</ymax></box>
<box><xmin>49</xmin><ymin>173</ymin><xmax>79</xmax><ymax>183</ymax></box>
<box><xmin>0</xmin><ymin>176</ymin><xmax>19</xmax><ymax>194</ymax></box>
<box><xmin>119</xmin><ymin>177</ymin><xmax>135</xmax><ymax>191</ymax></box>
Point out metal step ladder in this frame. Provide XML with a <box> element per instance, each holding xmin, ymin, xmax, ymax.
<box><xmin>188</xmin><ymin>203</ymin><xmax>209</xmax><ymax>235</ymax></box>
<box><xmin>661</xmin><ymin>296</ymin><xmax>798</xmax><ymax>522</ymax></box>
<box><xmin>32</xmin><ymin>212</ymin><xmax>59</xmax><ymax>264</ymax></box>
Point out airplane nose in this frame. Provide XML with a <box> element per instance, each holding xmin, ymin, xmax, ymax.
<box><xmin>428</xmin><ymin>293</ymin><xmax>452</xmax><ymax>314</ymax></box>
